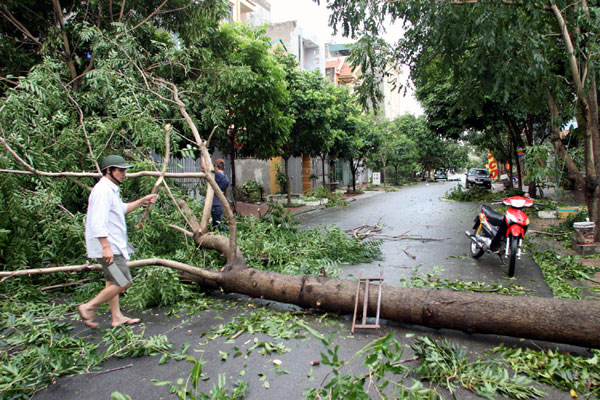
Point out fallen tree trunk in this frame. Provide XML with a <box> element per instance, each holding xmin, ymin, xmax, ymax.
<box><xmin>178</xmin><ymin>262</ymin><xmax>600</xmax><ymax>349</ymax></box>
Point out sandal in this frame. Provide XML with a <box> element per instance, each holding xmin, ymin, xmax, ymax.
<box><xmin>112</xmin><ymin>317</ymin><xmax>141</xmax><ymax>328</ymax></box>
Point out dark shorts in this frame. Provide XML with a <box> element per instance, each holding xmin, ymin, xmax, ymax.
<box><xmin>98</xmin><ymin>254</ymin><xmax>133</xmax><ymax>287</ymax></box>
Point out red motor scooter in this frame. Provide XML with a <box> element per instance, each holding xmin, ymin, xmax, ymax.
<box><xmin>465</xmin><ymin>196</ymin><xmax>534</xmax><ymax>277</ymax></box>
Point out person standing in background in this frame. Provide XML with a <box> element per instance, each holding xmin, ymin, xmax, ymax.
<box><xmin>202</xmin><ymin>157</ymin><xmax>230</xmax><ymax>231</ymax></box>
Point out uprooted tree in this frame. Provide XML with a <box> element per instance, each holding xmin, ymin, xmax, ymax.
<box><xmin>1</xmin><ymin>0</ymin><xmax>599</xmax><ymax>349</ymax></box>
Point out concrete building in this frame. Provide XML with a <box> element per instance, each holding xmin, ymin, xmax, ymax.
<box><xmin>265</xmin><ymin>21</ymin><xmax>325</xmax><ymax>75</ymax></box>
<box><xmin>227</xmin><ymin>0</ymin><xmax>260</xmax><ymax>23</ymax></box>
<box><xmin>381</xmin><ymin>64</ymin><xmax>403</xmax><ymax>120</ymax></box>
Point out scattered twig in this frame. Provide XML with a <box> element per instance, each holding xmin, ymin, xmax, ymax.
<box><xmin>41</xmin><ymin>278</ymin><xmax>93</xmax><ymax>291</ymax></box>
<box><xmin>529</xmin><ymin>230</ymin><xmax>570</xmax><ymax>236</ymax></box>
<box><xmin>390</xmin><ymin>356</ymin><xmax>419</xmax><ymax>366</ymax></box>
<box><xmin>86</xmin><ymin>363</ymin><xmax>133</xmax><ymax>375</ymax></box>
<box><xmin>230</xmin><ymin>329</ymin><xmax>245</xmax><ymax>340</ymax></box>
<box><xmin>584</xmin><ymin>276</ymin><xmax>600</xmax><ymax>285</ymax></box>
<box><xmin>347</xmin><ymin>224</ymin><xmax>444</xmax><ymax>242</ymax></box>
<box><xmin>403</xmin><ymin>248</ymin><xmax>416</xmax><ymax>260</ymax></box>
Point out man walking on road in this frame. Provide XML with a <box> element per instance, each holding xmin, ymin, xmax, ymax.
<box><xmin>78</xmin><ymin>155</ymin><xmax>157</xmax><ymax>328</ymax></box>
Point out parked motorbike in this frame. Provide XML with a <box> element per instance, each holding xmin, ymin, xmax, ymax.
<box><xmin>465</xmin><ymin>196</ymin><xmax>535</xmax><ymax>277</ymax></box>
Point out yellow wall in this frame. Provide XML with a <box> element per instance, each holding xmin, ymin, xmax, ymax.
<box><xmin>270</xmin><ymin>156</ymin><xmax>282</xmax><ymax>194</ymax></box>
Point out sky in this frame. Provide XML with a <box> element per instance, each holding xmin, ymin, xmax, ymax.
<box><xmin>269</xmin><ymin>0</ymin><xmax>423</xmax><ymax>116</ymax></box>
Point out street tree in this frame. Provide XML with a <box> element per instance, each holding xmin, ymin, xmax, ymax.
<box><xmin>331</xmin><ymin>112</ymin><xmax>381</xmax><ymax>192</ymax></box>
<box><xmin>391</xmin><ymin>114</ymin><xmax>445</xmax><ymax>179</ymax></box>
<box><xmin>440</xmin><ymin>142</ymin><xmax>470</xmax><ymax>173</ymax></box>
<box><xmin>414</xmin><ymin>57</ymin><xmax>552</xmax><ymax>194</ymax></box>
<box><xmin>317</xmin><ymin>85</ymin><xmax>358</xmax><ymax>187</ymax></box>
<box><xmin>199</xmin><ymin>24</ymin><xmax>292</xmax><ymax>193</ymax></box>
<box><xmin>279</xmin><ymin>54</ymin><xmax>335</xmax><ymax>204</ymax></box>
<box><xmin>386</xmin><ymin>132</ymin><xmax>419</xmax><ymax>183</ymax></box>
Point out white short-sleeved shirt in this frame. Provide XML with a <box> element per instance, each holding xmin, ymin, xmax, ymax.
<box><xmin>85</xmin><ymin>177</ymin><xmax>134</xmax><ymax>260</ymax></box>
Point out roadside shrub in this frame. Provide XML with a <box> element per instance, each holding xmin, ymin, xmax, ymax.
<box><xmin>346</xmin><ymin>188</ymin><xmax>364</xmax><ymax>194</ymax></box>
<box><xmin>258</xmin><ymin>203</ymin><xmax>299</xmax><ymax>231</ymax></box>
<box><xmin>304</xmin><ymin>186</ymin><xmax>349</xmax><ymax>208</ymax></box>
<box><xmin>445</xmin><ymin>185</ymin><xmax>524</xmax><ymax>203</ymax></box>
<box><xmin>234</xmin><ymin>180</ymin><xmax>263</xmax><ymax>203</ymax></box>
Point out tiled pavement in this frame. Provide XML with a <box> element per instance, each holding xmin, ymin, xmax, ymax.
<box><xmin>233</xmin><ymin>191</ymin><xmax>366</xmax><ymax>218</ymax></box>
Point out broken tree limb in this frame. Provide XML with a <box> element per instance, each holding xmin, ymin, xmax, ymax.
<box><xmin>198</xmin><ymin>126</ymin><xmax>219</xmax><ymax>235</ymax></box>
<box><xmin>136</xmin><ymin>124</ymin><xmax>171</xmax><ymax>230</ymax></box>
<box><xmin>0</xmin><ymin>168</ymin><xmax>207</xmax><ymax>179</ymax></box>
<box><xmin>196</xmin><ymin>137</ymin><xmax>237</xmax><ymax>257</ymax></box>
<box><xmin>41</xmin><ymin>278</ymin><xmax>93</xmax><ymax>291</ymax></box>
<box><xmin>529</xmin><ymin>230</ymin><xmax>570</xmax><ymax>237</ymax></box>
<box><xmin>0</xmin><ymin>258</ymin><xmax>222</xmax><ymax>284</ymax></box>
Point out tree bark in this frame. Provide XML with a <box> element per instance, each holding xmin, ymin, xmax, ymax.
<box><xmin>320</xmin><ymin>154</ymin><xmax>326</xmax><ymax>187</ymax></box>
<box><xmin>349</xmin><ymin>158</ymin><xmax>358</xmax><ymax>192</ymax></box>
<box><xmin>284</xmin><ymin>155</ymin><xmax>291</xmax><ymax>206</ymax></box>
<box><xmin>505</xmin><ymin>121</ymin><xmax>523</xmax><ymax>192</ymax></box>
<box><xmin>228</xmin><ymin>150</ymin><xmax>237</xmax><ymax>212</ymax></box>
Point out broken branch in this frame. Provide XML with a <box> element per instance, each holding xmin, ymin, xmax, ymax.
<box><xmin>0</xmin><ymin>258</ymin><xmax>223</xmax><ymax>283</ymax></box>
<box><xmin>136</xmin><ymin>124</ymin><xmax>171</xmax><ymax>230</ymax></box>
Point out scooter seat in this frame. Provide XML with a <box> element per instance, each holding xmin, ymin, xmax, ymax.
<box><xmin>481</xmin><ymin>205</ymin><xmax>504</xmax><ymax>226</ymax></box>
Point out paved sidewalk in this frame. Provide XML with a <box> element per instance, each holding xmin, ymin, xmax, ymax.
<box><xmin>234</xmin><ymin>201</ymin><xmax>311</xmax><ymax>217</ymax></box>
<box><xmin>234</xmin><ymin>201</ymin><xmax>270</xmax><ymax>218</ymax></box>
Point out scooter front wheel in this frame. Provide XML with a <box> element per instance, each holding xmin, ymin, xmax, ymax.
<box><xmin>508</xmin><ymin>235</ymin><xmax>519</xmax><ymax>277</ymax></box>
<box><xmin>470</xmin><ymin>232</ymin><xmax>485</xmax><ymax>258</ymax></box>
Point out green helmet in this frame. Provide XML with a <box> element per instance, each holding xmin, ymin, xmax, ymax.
<box><xmin>101</xmin><ymin>155</ymin><xmax>133</xmax><ymax>171</ymax></box>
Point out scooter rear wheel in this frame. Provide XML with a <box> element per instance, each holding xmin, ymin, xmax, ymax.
<box><xmin>470</xmin><ymin>232</ymin><xmax>485</xmax><ymax>258</ymax></box>
<box><xmin>508</xmin><ymin>235</ymin><xmax>518</xmax><ymax>277</ymax></box>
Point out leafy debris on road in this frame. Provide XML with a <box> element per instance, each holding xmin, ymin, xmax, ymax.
<box><xmin>401</xmin><ymin>268</ymin><xmax>529</xmax><ymax>296</ymax></box>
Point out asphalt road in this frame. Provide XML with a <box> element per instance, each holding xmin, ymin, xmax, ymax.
<box><xmin>34</xmin><ymin>181</ymin><xmax>583</xmax><ymax>400</ymax></box>
<box><xmin>296</xmin><ymin>180</ymin><xmax>554</xmax><ymax>296</ymax></box>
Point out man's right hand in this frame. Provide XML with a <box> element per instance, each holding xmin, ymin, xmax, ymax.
<box><xmin>98</xmin><ymin>237</ymin><xmax>113</xmax><ymax>264</ymax></box>
<box><xmin>102</xmin><ymin>246</ymin><xmax>114</xmax><ymax>265</ymax></box>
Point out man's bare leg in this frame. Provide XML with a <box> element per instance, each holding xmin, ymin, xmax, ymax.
<box><xmin>104</xmin><ymin>282</ymin><xmax>141</xmax><ymax>327</ymax></box>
